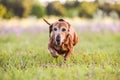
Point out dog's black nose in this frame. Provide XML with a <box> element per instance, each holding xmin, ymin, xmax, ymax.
<box><xmin>56</xmin><ymin>35</ymin><xmax>60</xmax><ymax>44</ymax></box>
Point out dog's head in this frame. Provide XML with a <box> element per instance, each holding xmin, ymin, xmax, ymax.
<box><xmin>50</xmin><ymin>19</ymin><xmax>70</xmax><ymax>46</ymax></box>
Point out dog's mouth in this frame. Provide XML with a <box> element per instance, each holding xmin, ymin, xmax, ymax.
<box><xmin>56</xmin><ymin>42</ymin><xmax>61</xmax><ymax>46</ymax></box>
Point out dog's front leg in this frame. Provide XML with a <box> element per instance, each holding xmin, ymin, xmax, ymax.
<box><xmin>64</xmin><ymin>48</ymin><xmax>73</xmax><ymax>60</ymax></box>
<box><xmin>48</xmin><ymin>37</ymin><xmax>59</xmax><ymax>58</ymax></box>
<box><xmin>48</xmin><ymin>47</ymin><xmax>59</xmax><ymax>58</ymax></box>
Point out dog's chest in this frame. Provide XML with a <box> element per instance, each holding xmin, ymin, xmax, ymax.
<box><xmin>54</xmin><ymin>44</ymin><xmax>69</xmax><ymax>54</ymax></box>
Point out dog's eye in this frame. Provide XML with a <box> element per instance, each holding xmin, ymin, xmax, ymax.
<box><xmin>54</xmin><ymin>28</ymin><xmax>57</xmax><ymax>31</ymax></box>
<box><xmin>62</xmin><ymin>28</ymin><xmax>66</xmax><ymax>32</ymax></box>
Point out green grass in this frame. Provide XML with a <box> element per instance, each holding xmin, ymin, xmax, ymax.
<box><xmin>0</xmin><ymin>32</ymin><xmax>120</xmax><ymax>80</ymax></box>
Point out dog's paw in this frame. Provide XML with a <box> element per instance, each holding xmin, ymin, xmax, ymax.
<box><xmin>52</xmin><ymin>55</ymin><xmax>58</xmax><ymax>58</ymax></box>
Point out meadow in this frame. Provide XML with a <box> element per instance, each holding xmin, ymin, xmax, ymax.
<box><xmin>0</xmin><ymin>18</ymin><xmax>120</xmax><ymax>80</ymax></box>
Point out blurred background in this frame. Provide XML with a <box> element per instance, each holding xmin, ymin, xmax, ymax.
<box><xmin>0</xmin><ymin>0</ymin><xmax>120</xmax><ymax>35</ymax></box>
<box><xmin>0</xmin><ymin>0</ymin><xmax>120</xmax><ymax>19</ymax></box>
<box><xmin>0</xmin><ymin>1</ymin><xmax>120</xmax><ymax>79</ymax></box>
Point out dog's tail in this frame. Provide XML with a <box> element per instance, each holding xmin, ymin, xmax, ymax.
<box><xmin>43</xmin><ymin>18</ymin><xmax>51</xmax><ymax>25</ymax></box>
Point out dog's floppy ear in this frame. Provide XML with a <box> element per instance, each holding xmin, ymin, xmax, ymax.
<box><xmin>62</xmin><ymin>34</ymin><xmax>73</xmax><ymax>50</ymax></box>
<box><xmin>49</xmin><ymin>24</ymin><xmax>53</xmax><ymax>37</ymax></box>
<box><xmin>49</xmin><ymin>33</ymin><xmax>55</xmax><ymax>45</ymax></box>
<box><xmin>67</xmin><ymin>34</ymin><xmax>73</xmax><ymax>49</ymax></box>
<box><xmin>73</xmin><ymin>32</ymin><xmax>78</xmax><ymax>46</ymax></box>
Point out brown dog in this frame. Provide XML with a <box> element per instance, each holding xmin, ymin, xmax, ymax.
<box><xmin>43</xmin><ymin>19</ymin><xmax>78</xmax><ymax>60</ymax></box>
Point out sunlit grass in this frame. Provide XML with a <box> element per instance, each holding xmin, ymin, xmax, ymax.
<box><xmin>0</xmin><ymin>32</ymin><xmax>120</xmax><ymax>80</ymax></box>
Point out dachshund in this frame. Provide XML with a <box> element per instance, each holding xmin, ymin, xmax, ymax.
<box><xmin>43</xmin><ymin>19</ymin><xmax>78</xmax><ymax>60</ymax></box>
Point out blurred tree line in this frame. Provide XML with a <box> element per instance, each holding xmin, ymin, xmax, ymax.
<box><xmin>0</xmin><ymin>0</ymin><xmax>120</xmax><ymax>19</ymax></box>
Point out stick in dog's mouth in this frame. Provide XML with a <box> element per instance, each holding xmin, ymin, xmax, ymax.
<box><xmin>43</xmin><ymin>18</ymin><xmax>51</xmax><ymax>25</ymax></box>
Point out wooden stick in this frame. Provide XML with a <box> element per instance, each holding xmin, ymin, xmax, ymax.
<box><xmin>43</xmin><ymin>18</ymin><xmax>51</xmax><ymax>25</ymax></box>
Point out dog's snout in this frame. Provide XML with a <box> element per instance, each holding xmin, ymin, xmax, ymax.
<box><xmin>56</xmin><ymin>35</ymin><xmax>60</xmax><ymax>42</ymax></box>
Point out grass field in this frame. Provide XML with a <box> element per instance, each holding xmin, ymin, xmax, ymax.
<box><xmin>0</xmin><ymin>31</ymin><xmax>120</xmax><ymax>80</ymax></box>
